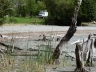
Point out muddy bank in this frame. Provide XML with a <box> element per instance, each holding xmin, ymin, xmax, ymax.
<box><xmin>0</xmin><ymin>25</ymin><xmax>96</xmax><ymax>34</ymax></box>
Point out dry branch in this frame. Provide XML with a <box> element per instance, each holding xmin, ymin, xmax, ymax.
<box><xmin>94</xmin><ymin>38</ymin><xmax>96</xmax><ymax>48</ymax></box>
<box><xmin>27</xmin><ymin>48</ymin><xmax>53</xmax><ymax>52</ymax></box>
<box><xmin>0</xmin><ymin>42</ymin><xmax>22</xmax><ymax>53</ymax></box>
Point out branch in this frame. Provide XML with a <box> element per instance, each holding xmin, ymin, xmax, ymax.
<box><xmin>0</xmin><ymin>8</ymin><xmax>14</xmax><ymax>14</ymax></box>
<box><xmin>0</xmin><ymin>42</ymin><xmax>22</xmax><ymax>53</ymax></box>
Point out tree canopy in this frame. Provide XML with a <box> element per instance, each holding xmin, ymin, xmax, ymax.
<box><xmin>0</xmin><ymin>0</ymin><xmax>96</xmax><ymax>25</ymax></box>
<box><xmin>0</xmin><ymin>0</ymin><xmax>14</xmax><ymax>25</ymax></box>
<box><xmin>44</xmin><ymin>0</ymin><xmax>96</xmax><ymax>26</ymax></box>
<box><xmin>43</xmin><ymin>0</ymin><xmax>77</xmax><ymax>26</ymax></box>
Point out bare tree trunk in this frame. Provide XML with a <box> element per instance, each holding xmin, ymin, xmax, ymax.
<box><xmin>82</xmin><ymin>34</ymin><xmax>94</xmax><ymax>67</ymax></box>
<box><xmin>94</xmin><ymin>38</ymin><xmax>96</xmax><ymax>48</ymax></box>
<box><xmin>75</xmin><ymin>44</ymin><xmax>90</xmax><ymax>72</ymax></box>
<box><xmin>49</xmin><ymin>0</ymin><xmax>82</xmax><ymax>64</ymax></box>
<box><xmin>85</xmin><ymin>39</ymin><xmax>94</xmax><ymax>67</ymax></box>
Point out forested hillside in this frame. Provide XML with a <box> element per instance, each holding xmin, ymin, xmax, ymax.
<box><xmin>0</xmin><ymin>0</ymin><xmax>96</xmax><ymax>26</ymax></box>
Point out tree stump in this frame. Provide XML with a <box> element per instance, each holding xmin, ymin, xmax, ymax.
<box><xmin>75</xmin><ymin>44</ymin><xmax>90</xmax><ymax>72</ymax></box>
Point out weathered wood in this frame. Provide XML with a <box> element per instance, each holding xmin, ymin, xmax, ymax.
<box><xmin>50</xmin><ymin>0</ymin><xmax>82</xmax><ymax>63</ymax></box>
<box><xmin>94</xmin><ymin>38</ymin><xmax>96</xmax><ymax>48</ymax></box>
<box><xmin>83</xmin><ymin>34</ymin><xmax>92</xmax><ymax>60</ymax></box>
<box><xmin>75</xmin><ymin>44</ymin><xmax>82</xmax><ymax>69</ymax></box>
<box><xmin>71</xmin><ymin>33</ymin><xmax>95</xmax><ymax>67</ymax></box>
<box><xmin>27</xmin><ymin>48</ymin><xmax>53</xmax><ymax>52</ymax></box>
<box><xmin>85</xmin><ymin>39</ymin><xmax>94</xmax><ymax>67</ymax></box>
<box><xmin>11</xmin><ymin>52</ymin><xmax>39</xmax><ymax>56</ymax></box>
<box><xmin>75</xmin><ymin>44</ymin><xmax>90</xmax><ymax>72</ymax></box>
<box><xmin>0</xmin><ymin>42</ymin><xmax>22</xmax><ymax>53</ymax></box>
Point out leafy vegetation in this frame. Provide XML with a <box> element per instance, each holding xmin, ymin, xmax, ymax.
<box><xmin>0</xmin><ymin>0</ymin><xmax>14</xmax><ymax>25</ymax></box>
<box><xmin>43</xmin><ymin>0</ymin><xmax>77</xmax><ymax>26</ymax></box>
<box><xmin>5</xmin><ymin>17</ymin><xmax>45</xmax><ymax>24</ymax></box>
<box><xmin>0</xmin><ymin>0</ymin><xmax>96</xmax><ymax>25</ymax></box>
<box><xmin>0</xmin><ymin>36</ymin><xmax>54</xmax><ymax>72</ymax></box>
<box><xmin>78</xmin><ymin>0</ymin><xmax>96</xmax><ymax>22</ymax></box>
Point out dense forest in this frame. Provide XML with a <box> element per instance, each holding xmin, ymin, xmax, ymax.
<box><xmin>0</xmin><ymin>0</ymin><xmax>96</xmax><ymax>26</ymax></box>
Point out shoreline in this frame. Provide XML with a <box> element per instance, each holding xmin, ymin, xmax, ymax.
<box><xmin>0</xmin><ymin>25</ymin><xmax>96</xmax><ymax>34</ymax></box>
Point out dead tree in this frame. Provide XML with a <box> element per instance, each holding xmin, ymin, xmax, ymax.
<box><xmin>75</xmin><ymin>44</ymin><xmax>90</xmax><ymax>72</ymax></box>
<box><xmin>85</xmin><ymin>34</ymin><xmax>96</xmax><ymax>67</ymax></box>
<box><xmin>83</xmin><ymin>34</ymin><xmax>92</xmax><ymax>60</ymax></box>
<box><xmin>49</xmin><ymin>0</ymin><xmax>82</xmax><ymax>64</ymax></box>
<box><xmin>94</xmin><ymin>38</ymin><xmax>96</xmax><ymax>48</ymax></box>
<box><xmin>71</xmin><ymin>33</ymin><xmax>95</xmax><ymax>68</ymax></box>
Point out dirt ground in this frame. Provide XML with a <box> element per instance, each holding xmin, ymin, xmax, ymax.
<box><xmin>0</xmin><ymin>24</ymin><xmax>96</xmax><ymax>36</ymax></box>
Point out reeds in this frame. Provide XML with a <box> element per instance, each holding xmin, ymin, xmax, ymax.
<box><xmin>0</xmin><ymin>34</ymin><xmax>54</xmax><ymax>72</ymax></box>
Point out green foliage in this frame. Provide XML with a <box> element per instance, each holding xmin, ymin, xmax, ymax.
<box><xmin>20</xmin><ymin>5</ymin><xmax>27</xmax><ymax>17</ymax></box>
<box><xmin>36</xmin><ymin>1</ymin><xmax>46</xmax><ymax>14</ymax></box>
<box><xmin>15</xmin><ymin>0</ymin><xmax>46</xmax><ymax>17</ymax></box>
<box><xmin>26</xmin><ymin>0</ymin><xmax>37</xmax><ymax>17</ymax></box>
<box><xmin>0</xmin><ymin>0</ymin><xmax>14</xmax><ymax>25</ymax></box>
<box><xmin>15</xmin><ymin>0</ymin><xmax>27</xmax><ymax>17</ymax></box>
<box><xmin>44</xmin><ymin>0</ymin><xmax>96</xmax><ymax>26</ymax></box>
<box><xmin>1</xmin><ymin>0</ymin><xmax>96</xmax><ymax>25</ymax></box>
<box><xmin>6</xmin><ymin>17</ymin><xmax>45</xmax><ymax>24</ymax></box>
<box><xmin>43</xmin><ymin>0</ymin><xmax>76</xmax><ymax>26</ymax></box>
<box><xmin>78</xmin><ymin>0</ymin><xmax>96</xmax><ymax>22</ymax></box>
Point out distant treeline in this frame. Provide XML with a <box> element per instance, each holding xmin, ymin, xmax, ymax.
<box><xmin>0</xmin><ymin>0</ymin><xmax>96</xmax><ymax>26</ymax></box>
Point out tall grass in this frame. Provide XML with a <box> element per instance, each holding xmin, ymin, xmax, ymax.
<box><xmin>0</xmin><ymin>32</ymin><xmax>76</xmax><ymax>72</ymax></box>
<box><xmin>0</xmin><ymin>35</ymin><xmax>53</xmax><ymax>72</ymax></box>
<box><xmin>5</xmin><ymin>17</ymin><xmax>45</xmax><ymax>25</ymax></box>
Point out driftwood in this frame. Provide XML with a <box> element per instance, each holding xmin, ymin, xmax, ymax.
<box><xmin>27</xmin><ymin>48</ymin><xmax>53</xmax><ymax>52</ymax></box>
<box><xmin>83</xmin><ymin>34</ymin><xmax>92</xmax><ymax>60</ymax></box>
<box><xmin>75</xmin><ymin>44</ymin><xmax>90</xmax><ymax>72</ymax></box>
<box><xmin>72</xmin><ymin>33</ymin><xmax>96</xmax><ymax>67</ymax></box>
<box><xmin>50</xmin><ymin>0</ymin><xmax>82</xmax><ymax>64</ymax></box>
<box><xmin>85</xmin><ymin>36</ymin><xmax>94</xmax><ymax>67</ymax></box>
<box><xmin>11</xmin><ymin>52</ymin><xmax>39</xmax><ymax>56</ymax></box>
<box><xmin>0</xmin><ymin>42</ymin><xmax>22</xmax><ymax>53</ymax></box>
<box><xmin>72</xmin><ymin>33</ymin><xmax>96</xmax><ymax>72</ymax></box>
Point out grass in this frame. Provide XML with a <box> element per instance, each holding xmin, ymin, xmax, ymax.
<box><xmin>0</xmin><ymin>34</ymin><xmax>76</xmax><ymax>72</ymax></box>
<box><xmin>81</xmin><ymin>22</ymin><xmax>96</xmax><ymax>26</ymax></box>
<box><xmin>0</xmin><ymin>29</ymin><xmax>76</xmax><ymax>72</ymax></box>
<box><xmin>5</xmin><ymin>17</ymin><xmax>45</xmax><ymax>25</ymax></box>
<box><xmin>81</xmin><ymin>22</ymin><xmax>89</xmax><ymax>26</ymax></box>
<box><xmin>0</xmin><ymin>36</ymin><xmax>53</xmax><ymax>72</ymax></box>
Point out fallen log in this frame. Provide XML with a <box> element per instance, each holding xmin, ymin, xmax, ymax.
<box><xmin>0</xmin><ymin>42</ymin><xmax>22</xmax><ymax>53</ymax></box>
<box><xmin>11</xmin><ymin>52</ymin><xmax>39</xmax><ymax>56</ymax></box>
<box><xmin>27</xmin><ymin>48</ymin><xmax>53</xmax><ymax>52</ymax></box>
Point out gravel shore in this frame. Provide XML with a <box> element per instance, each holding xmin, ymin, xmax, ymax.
<box><xmin>0</xmin><ymin>25</ymin><xmax>96</xmax><ymax>72</ymax></box>
<box><xmin>0</xmin><ymin>25</ymin><xmax>96</xmax><ymax>34</ymax></box>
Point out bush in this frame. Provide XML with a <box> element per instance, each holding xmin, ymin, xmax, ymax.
<box><xmin>44</xmin><ymin>0</ymin><xmax>76</xmax><ymax>26</ymax></box>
